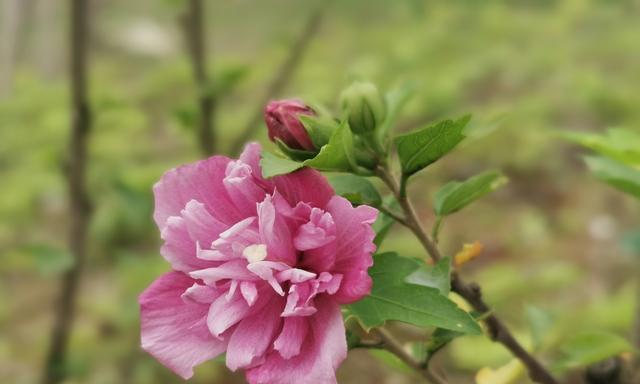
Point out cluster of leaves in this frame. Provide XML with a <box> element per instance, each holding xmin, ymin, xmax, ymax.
<box><xmin>260</xmin><ymin>82</ymin><xmax>511</xmax><ymax>365</ymax></box>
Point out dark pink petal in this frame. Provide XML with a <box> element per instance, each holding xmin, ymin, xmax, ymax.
<box><xmin>325</xmin><ymin>196</ymin><xmax>378</xmax><ymax>304</ymax></box>
<box><xmin>245</xmin><ymin>297</ymin><xmax>347</xmax><ymax>384</ymax></box>
<box><xmin>153</xmin><ymin>156</ymin><xmax>244</xmax><ymax>229</ymax></box>
<box><xmin>139</xmin><ymin>272</ymin><xmax>225</xmax><ymax>379</ymax></box>
<box><xmin>225</xmin><ymin>296</ymin><xmax>285</xmax><ymax>371</ymax></box>
<box><xmin>271</xmin><ymin>168</ymin><xmax>334</xmax><ymax>209</ymax></box>
<box><xmin>273</xmin><ymin>316</ymin><xmax>309</xmax><ymax>359</ymax></box>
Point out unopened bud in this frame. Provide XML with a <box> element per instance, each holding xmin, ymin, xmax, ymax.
<box><xmin>340</xmin><ymin>82</ymin><xmax>386</xmax><ymax>135</ymax></box>
<box><xmin>264</xmin><ymin>99</ymin><xmax>316</xmax><ymax>151</ymax></box>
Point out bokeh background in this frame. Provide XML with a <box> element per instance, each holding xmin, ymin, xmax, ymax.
<box><xmin>1</xmin><ymin>0</ymin><xmax>639</xmax><ymax>383</ymax></box>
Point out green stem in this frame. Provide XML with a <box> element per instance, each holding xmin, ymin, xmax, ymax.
<box><xmin>432</xmin><ymin>216</ymin><xmax>443</xmax><ymax>244</ymax></box>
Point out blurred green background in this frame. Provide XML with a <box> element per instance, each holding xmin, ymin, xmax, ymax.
<box><xmin>1</xmin><ymin>0</ymin><xmax>639</xmax><ymax>383</ymax></box>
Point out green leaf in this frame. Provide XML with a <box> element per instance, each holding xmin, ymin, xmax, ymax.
<box><xmin>406</xmin><ymin>257</ymin><xmax>451</xmax><ymax>295</ymax></box>
<box><xmin>395</xmin><ymin>115</ymin><xmax>471</xmax><ymax>176</ymax></box>
<box><xmin>347</xmin><ymin>253</ymin><xmax>481</xmax><ymax>334</ymax></box>
<box><xmin>434</xmin><ymin>171</ymin><xmax>508</xmax><ymax>216</ymax></box>
<box><xmin>328</xmin><ymin>174</ymin><xmax>381</xmax><ymax>206</ymax></box>
<box><xmin>261</xmin><ymin>121</ymin><xmax>366</xmax><ymax>178</ymax></box>
<box><xmin>524</xmin><ymin>305</ymin><xmax>553</xmax><ymax>350</ymax></box>
<box><xmin>304</xmin><ymin>121</ymin><xmax>358</xmax><ymax>172</ymax></box>
<box><xmin>584</xmin><ymin>156</ymin><xmax>640</xmax><ymax>199</ymax></box>
<box><xmin>274</xmin><ymin>139</ymin><xmax>316</xmax><ymax>162</ymax></box>
<box><xmin>562</xmin><ymin>128</ymin><xmax>640</xmax><ymax>167</ymax></box>
<box><xmin>556</xmin><ymin>331</ymin><xmax>633</xmax><ymax>370</ymax></box>
<box><xmin>260</xmin><ymin>151</ymin><xmax>303</xmax><ymax>178</ymax></box>
<box><xmin>298</xmin><ymin>114</ymin><xmax>337</xmax><ymax>149</ymax></box>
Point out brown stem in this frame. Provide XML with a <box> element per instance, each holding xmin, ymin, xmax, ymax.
<box><xmin>228</xmin><ymin>0</ymin><xmax>330</xmax><ymax>155</ymax></box>
<box><xmin>371</xmin><ymin>328</ymin><xmax>448</xmax><ymax>384</ymax></box>
<box><xmin>42</xmin><ymin>0</ymin><xmax>92</xmax><ymax>383</ymax></box>
<box><xmin>183</xmin><ymin>0</ymin><xmax>215</xmax><ymax>155</ymax></box>
<box><xmin>376</xmin><ymin>166</ymin><xmax>559</xmax><ymax>384</ymax></box>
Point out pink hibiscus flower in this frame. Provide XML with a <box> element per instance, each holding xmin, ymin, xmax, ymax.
<box><xmin>140</xmin><ymin>143</ymin><xmax>377</xmax><ymax>384</ymax></box>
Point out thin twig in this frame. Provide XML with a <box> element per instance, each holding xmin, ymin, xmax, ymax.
<box><xmin>228</xmin><ymin>0</ymin><xmax>330</xmax><ymax>155</ymax></box>
<box><xmin>376</xmin><ymin>166</ymin><xmax>559</xmax><ymax>384</ymax></box>
<box><xmin>42</xmin><ymin>0</ymin><xmax>92</xmax><ymax>383</ymax></box>
<box><xmin>377</xmin><ymin>205</ymin><xmax>408</xmax><ymax>226</ymax></box>
<box><xmin>370</xmin><ymin>328</ymin><xmax>448</xmax><ymax>384</ymax></box>
<box><xmin>182</xmin><ymin>0</ymin><xmax>215</xmax><ymax>155</ymax></box>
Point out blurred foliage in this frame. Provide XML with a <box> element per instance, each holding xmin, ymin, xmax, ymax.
<box><xmin>1</xmin><ymin>0</ymin><xmax>640</xmax><ymax>383</ymax></box>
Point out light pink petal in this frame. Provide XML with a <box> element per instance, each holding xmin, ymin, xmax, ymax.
<box><xmin>247</xmin><ymin>261</ymin><xmax>289</xmax><ymax>296</ymax></box>
<box><xmin>160</xmin><ymin>216</ymin><xmax>213</xmax><ymax>272</ymax></box>
<box><xmin>207</xmin><ymin>291</ymin><xmax>251</xmax><ymax>338</ymax></box>
<box><xmin>181</xmin><ymin>200</ymin><xmax>227</xmax><ymax>247</ymax></box>
<box><xmin>294</xmin><ymin>222</ymin><xmax>334</xmax><ymax>251</ymax></box>
<box><xmin>239</xmin><ymin>142</ymin><xmax>274</xmax><ymax>190</ymax></box>
<box><xmin>245</xmin><ymin>297</ymin><xmax>347</xmax><ymax>384</ymax></box>
<box><xmin>139</xmin><ymin>272</ymin><xmax>225</xmax><ymax>379</ymax></box>
<box><xmin>153</xmin><ymin>156</ymin><xmax>244</xmax><ymax>229</ymax></box>
<box><xmin>276</xmin><ymin>268</ymin><xmax>316</xmax><ymax>284</ymax></box>
<box><xmin>189</xmin><ymin>259</ymin><xmax>255</xmax><ymax>285</ymax></box>
<box><xmin>325</xmin><ymin>196</ymin><xmax>378</xmax><ymax>304</ymax></box>
<box><xmin>224</xmin><ymin>160</ymin><xmax>269</xmax><ymax>217</ymax></box>
<box><xmin>271</xmin><ymin>167</ymin><xmax>334</xmax><ymax>209</ymax></box>
<box><xmin>257</xmin><ymin>195</ymin><xmax>296</xmax><ymax>265</ymax></box>
<box><xmin>240</xmin><ymin>281</ymin><xmax>258</xmax><ymax>306</ymax></box>
<box><xmin>273</xmin><ymin>316</ymin><xmax>309</xmax><ymax>359</ymax></box>
<box><xmin>181</xmin><ymin>282</ymin><xmax>220</xmax><ymax>304</ymax></box>
<box><xmin>226</xmin><ymin>296</ymin><xmax>285</xmax><ymax>371</ymax></box>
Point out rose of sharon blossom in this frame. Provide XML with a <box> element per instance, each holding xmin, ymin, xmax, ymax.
<box><xmin>140</xmin><ymin>143</ymin><xmax>377</xmax><ymax>384</ymax></box>
<box><xmin>264</xmin><ymin>99</ymin><xmax>316</xmax><ymax>151</ymax></box>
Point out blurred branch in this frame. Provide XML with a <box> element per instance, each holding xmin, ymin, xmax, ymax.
<box><xmin>0</xmin><ymin>0</ymin><xmax>29</xmax><ymax>98</ymax></box>
<box><xmin>375</xmin><ymin>166</ymin><xmax>559</xmax><ymax>384</ymax></box>
<box><xmin>370</xmin><ymin>327</ymin><xmax>448</xmax><ymax>384</ymax></box>
<box><xmin>42</xmin><ymin>0</ymin><xmax>93</xmax><ymax>383</ymax></box>
<box><xmin>228</xmin><ymin>0</ymin><xmax>330</xmax><ymax>155</ymax></box>
<box><xmin>182</xmin><ymin>0</ymin><xmax>216</xmax><ymax>155</ymax></box>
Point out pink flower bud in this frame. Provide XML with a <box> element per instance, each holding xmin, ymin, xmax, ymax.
<box><xmin>264</xmin><ymin>99</ymin><xmax>316</xmax><ymax>151</ymax></box>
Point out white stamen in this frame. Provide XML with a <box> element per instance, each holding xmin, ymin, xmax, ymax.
<box><xmin>243</xmin><ymin>243</ymin><xmax>267</xmax><ymax>263</ymax></box>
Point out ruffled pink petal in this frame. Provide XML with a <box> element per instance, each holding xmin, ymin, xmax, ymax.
<box><xmin>153</xmin><ymin>156</ymin><xmax>244</xmax><ymax>229</ymax></box>
<box><xmin>273</xmin><ymin>316</ymin><xmax>309</xmax><ymax>359</ymax></box>
<box><xmin>239</xmin><ymin>142</ymin><xmax>274</xmax><ymax>190</ymax></box>
<box><xmin>160</xmin><ymin>216</ymin><xmax>213</xmax><ymax>272</ymax></box>
<box><xmin>224</xmin><ymin>160</ymin><xmax>269</xmax><ymax>217</ymax></box>
<box><xmin>139</xmin><ymin>272</ymin><xmax>225</xmax><ymax>379</ymax></box>
<box><xmin>181</xmin><ymin>199</ymin><xmax>227</xmax><ymax>248</ymax></box>
<box><xmin>258</xmin><ymin>195</ymin><xmax>296</xmax><ymax>265</ymax></box>
<box><xmin>245</xmin><ymin>297</ymin><xmax>347</xmax><ymax>384</ymax></box>
<box><xmin>271</xmin><ymin>167</ymin><xmax>334</xmax><ymax>210</ymax></box>
<box><xmin>181</xmin><ymin>282</ymin><xmax>220</xmax><ymax>304</ymax></box>
<box><xmin>325</xmin><ymin>196</ymin><xmax>378</xmax><ymax>304</ymax></box>
<box><xmin>189</xmin><ymin>259</ymin><xmax>255</xmax><ymax>285</ymax></box>
<box><xmin>226</xmin><ymin>295</ymin><xmax>285</xmax><ymax>371</ymax></box>
<box><xmin>207</xmin><ymin>291</ymin><xmax>251</xmax><ymax>338</ymax></box>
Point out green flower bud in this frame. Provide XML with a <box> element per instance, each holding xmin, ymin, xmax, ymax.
<box><xmin>340</xmin><ymin>82</ymin><xmax>386</xmax><ymax>135</ymax></box>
